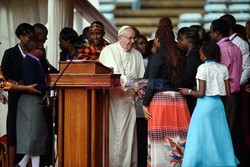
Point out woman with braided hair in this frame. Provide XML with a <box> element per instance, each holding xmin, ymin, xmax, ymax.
<box><xmin>177</xmin><ymin>27</ymin><xmax>202</xmax><ymax>115</ymax></box>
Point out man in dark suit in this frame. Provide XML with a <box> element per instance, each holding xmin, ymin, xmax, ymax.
<box><xmin>1</xmin><ymin>23</ymin><xmax>34</xmax><ymax>167</ymax></box>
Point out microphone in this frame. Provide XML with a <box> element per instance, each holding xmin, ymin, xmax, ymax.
<box><xmin>74</xmin><ymin>39</ymin><xmax>88</xmax><ymax>49</ymax></box>
<box><xmin>42</xmin><ymin>39</ymin><xmax>86</xmax><ymax>101</ymax></box>
<box><xmin>42</xmin><ymin>37</ymin><xmax>88</xmax><ymax>167</ymax></box>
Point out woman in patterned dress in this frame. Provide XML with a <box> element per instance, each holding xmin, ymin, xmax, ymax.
<box><xmin>142</xmin><ymin>27</ymin><xmax>190</xmax><ymax>167</ymax></box>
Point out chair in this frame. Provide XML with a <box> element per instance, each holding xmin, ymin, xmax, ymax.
<box><xmin>103</xmin><ymin>13</ymin><xmax>115</xmax><ymax>20</ymax></box>
<box><xmin>207</xmin><ymin>0</ymin><xmax>228</xmax><ymax>4</ymax></box>
<box><xmin>99</xmin><ymin>4</ymin><xmax>115</xmax><ymax>13</ymax></box>
<box><xmin>228</xmin><ymin>4</ymin><xmax>250</xmax><ymax>12</ymax></box>
<box><xmin>203</xmin><ymin>13</ymin><xmax>225</xmax><ymax>22</ymax></box>
<box><xmin>103</xmin><ymin>13</ymin><xmax>115</xmax><ymax>25</ymax></box>
<box><xmin>204</xmin><ymin>4</ymin><xmax>227</xmax><ymax>12</ymax></box>
<box><xmin>0</xmin><ymin>136</ymin><xmax>8</xmax><ymax>167</ymax></box>
<box><xmin>203</xmin><ymin>22</ymin><xmax>212</xmax><ymax>31</ymax></box>
<box><xmin>179</xmin><ymin>13</ymin><xmax>203</xmax><ymax>22</ymax></box>
<box><xmin>231</xmin><ymin>0</ymin><xmax>250</xmax><ymax>3</ymax></box>
<box><xmin>99</xmin><ymin>0</ymin><xmax>115</xmax><ymax>2</ymax></box>
<box><xmin>237</xmin><ymin>22</ymin><xmax>246</xmax><ymax>26</ymax></box>
<box><xmin>232</xmin><ymin>13</ymin><xmax>250</xmax><ymax>21</ymax></box>
<box><xmin>177</xmin><ymin>22</ymin><xmax>201</xmax><ymax>30</ymax></box>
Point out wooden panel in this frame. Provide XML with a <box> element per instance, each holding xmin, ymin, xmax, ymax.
<box><xmin>105</xmin><ymin>90</ymin><xmax>109</xmax><ymax>167</ymax></box>
<box><xmin>114</xmin><ymin>9</ymin><xmax>205</xmax><ymax>17</ymax></box>
<box><xmin>53</xmin><ymin>60</ymin><xmax>119</xmax><ymax>166</ymax></box>
<box><xmin>115</xmin><ymin>17</ymin><xmax>179</xmax><ymax>26</ymax></box>
<box><xmin>50</xmin><ymin>74</ymin><xmax>120</xmax><ymax>88</ymax></box>
<box><xmin>59</xmin><ymin>61</ymin><xmax>112</xmax><ymax>74</ymax></box>
<box><xmin>91</xmin><ymin>89</ymin><xmax>104</xmax><ymax>166</ymax></box>
<box><xmin>58</xmin><ymin>89</ymin><xmax>64</xmax><ymax>167</ymax></box>
<box><xmin>116</xmin><ymin>0</ymin><xmax>205</xmax><ymax>9</ymax></box>
<box><xmin>64</xmin><ymin>88</ymin><xmax>91</xmax><ymax>166</ymax></box>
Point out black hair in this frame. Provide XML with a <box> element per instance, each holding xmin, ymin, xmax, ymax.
<box><xmin>235</xmin><ymin>24</ymin><xmax>246</xmax><ymax>33</ymax></box>
<box><xmin>185</xmin><ymin>27</ymin><xmax>200</xmax><ymax>44</ymax></box>
<box><xmin>15</xmin><ymin>23</ymin><xmax>34</xmax><ymax>38</ymax></box>
<box><xmin>220</xmin><ymin>14</ymin><xmax>236</xmax><ymax>29</ymax></box>
<box><xmin>190</xmin><ymin>25</ymin><xmax>206</xmax><ymax>39</ymax></box>
<box><xmin>147</xmin><ymin>39</ymin><xmax>154</xmax><ymax>55</ymax></box>
<box><xmin>202</xmin><ymin>31</ymin><xmax>211</xmax><ymax>42</ymax></box>
<box><xmin>235</xmin><ymin>24</ymin><xmax>249</xmax><ymax>43</ymax></box>
<box><xmin>190</xmin><ymin>25</ymin><xmax>204</xmax><ymax>31</ymax></box>
<box><xmin>91</xmin><ymin>21</ymin><xmax>104</xmax><ymax>28</ymax></box>
<box><xmin>26</xmin><ymin>37</ymin><xmax>40</xmax><ymax>52</ymax></box>
<box><xmin>211</xmin><ymin>19</ymin><xmax>230</xmax><ymax>37</ymax></box>
<box><xmin>177</xmin><ymin>27</ymin><xmax>188</xmax><ymax>40</ymax></box>
<box><xmin>34</xmin><ymin>23</ymin><xmax>48</xmax><ymax>33</ymax></box>
<box><xmin>82</xmin><ymin>26</ymin><xmax>89</xmax><ymax>36</ymax></box>
<box><xmin>201</xmin><ymin>40</ymin><xmax>221</xmax><ymax>62</ymax></box>
<box><xmin>135</xmin><ymin>35</ymin><xmax>147</xmax><ymax>44</ymax></box>
<box><xmin>155</xmin><ymin>27</ymin><xmax>184</xmax><ymax>84</ymax></box>
<box><xmin>59</xmin><ymin>27</ymin><xmax>79</xmax><ymax>45</ymax></box>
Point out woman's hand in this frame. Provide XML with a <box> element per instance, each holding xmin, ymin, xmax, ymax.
<box><xmin>137</xmin><ymin>89</ymin><xmax>145</xmax><ymax>99</ymax></box>
<box><xmin>178</xmin><ymin>88</ymin><xmax>190</xmax><ymax>95</ymax></box>
<box><xmin>142</xmin><ymin>105</ymin><xmax>151</xmax><ymax>120</ymax></box>
<box><xmin>26</xmin><ymin>84</ymin><xmax>41</xmax><ymax>94</ymax></box>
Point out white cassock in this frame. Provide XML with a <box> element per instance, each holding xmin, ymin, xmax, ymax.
<box><xmin>99</xmin><ymin>42</ymin><xmax>145</xmax><ymax>167</ymax></box>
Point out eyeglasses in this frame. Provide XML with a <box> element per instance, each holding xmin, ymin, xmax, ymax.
<box><xmin>120</xmin><ymin>35</ymin><xmax>136</xmax><ymax>41</ymax></box>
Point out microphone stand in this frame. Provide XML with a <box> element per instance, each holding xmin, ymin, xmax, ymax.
<box><xmin>42</xmin><ymin>50</ymin><xmax>80</xmax><ymax>167</ymax></box>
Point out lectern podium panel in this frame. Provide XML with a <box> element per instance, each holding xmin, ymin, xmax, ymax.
<box><xmin>50</xmin><ymin>61</ymin><xmax>120</xmax><ymax>167</ymax></box>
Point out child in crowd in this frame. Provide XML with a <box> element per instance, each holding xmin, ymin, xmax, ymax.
<box><xmin>16</xmin><ymin>38</ymin><xmax>49</xmax><ymax>167</ymax></box>
<box><xmin>179</xmin><ymin>41</ymin><xmax>239</xmax><ymax>167</ymax></box>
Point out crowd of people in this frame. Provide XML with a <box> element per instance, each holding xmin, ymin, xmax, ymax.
<box><xmin>0</xmin><ymin>14</ymin><xmax>250</xmax><ymax>167</ymax></box>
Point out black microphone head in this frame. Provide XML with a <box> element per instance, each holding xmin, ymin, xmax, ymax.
<box><xmin>74</xmin><ymin>39</ymin><xmax>88</xmax><ymax>49</ymax></box>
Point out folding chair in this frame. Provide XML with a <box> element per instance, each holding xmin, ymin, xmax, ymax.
<box><xmin>0</xmin><ymin>136</ymin><xmax>8</xmax><ymax>167</ymax></box>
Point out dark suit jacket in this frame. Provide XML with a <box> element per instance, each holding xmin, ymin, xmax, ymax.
<box><xmin>182</xmin><ymin>47</ymin><xmax>202</xmax><ymax>89</ymax></box>
<box><xmin>1</xmin><ymin>44</ymin><xmax>24</xmax><ymax>82</ymax></box>
<box><xmin>182</xmin><ymin>47</ymin><xmax>202</xmax><ymax>115</ymax></box>
<box><xmin>1</xmin><ymin>44</ymin><xmax>24</xmax><ymax>107</ymax></box>
<box><xmin>59</xmin><ymin>50</ymin><xmax>69</xmax><ymax>61</ymax></box>
<box><xmin>1</xmin><ymin>44</ymin><xmax>23</xmax><ymax>145</ymax></box>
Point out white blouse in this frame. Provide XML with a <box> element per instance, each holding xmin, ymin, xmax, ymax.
<box><xmin>196</xmin><ymin>61</ymin><xmax>229</xmax><ymax>96</ymax></box>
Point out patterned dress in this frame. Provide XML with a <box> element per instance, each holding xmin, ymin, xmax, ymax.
<box><xmin>147</xmin><ymin>92</ymin><xmax>190</xmax><ymax>167</ymax></box>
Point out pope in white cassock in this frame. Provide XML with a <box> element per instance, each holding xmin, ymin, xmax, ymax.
<box><xmin>99</xmin><ymin>25</ymin><xmax>145</xmax><ymax>167</ymax></box>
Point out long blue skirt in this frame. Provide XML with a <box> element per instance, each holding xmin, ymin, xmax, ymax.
<box><xmin>182</xmin><ymin>96</ymin><xmax>239</xmax><ymax>167</ymax></box>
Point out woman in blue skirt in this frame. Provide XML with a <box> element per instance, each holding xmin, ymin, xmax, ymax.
<box><xmin>179</xmin><ymin>41</ymin><xmax>239</xmax><ymax>167</ymax></box>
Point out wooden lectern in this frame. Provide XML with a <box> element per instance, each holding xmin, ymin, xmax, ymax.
<box><xmin>50</xmin><ymin>61</ymin><xmax>120</xmax><ymax>167</ymax></box>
